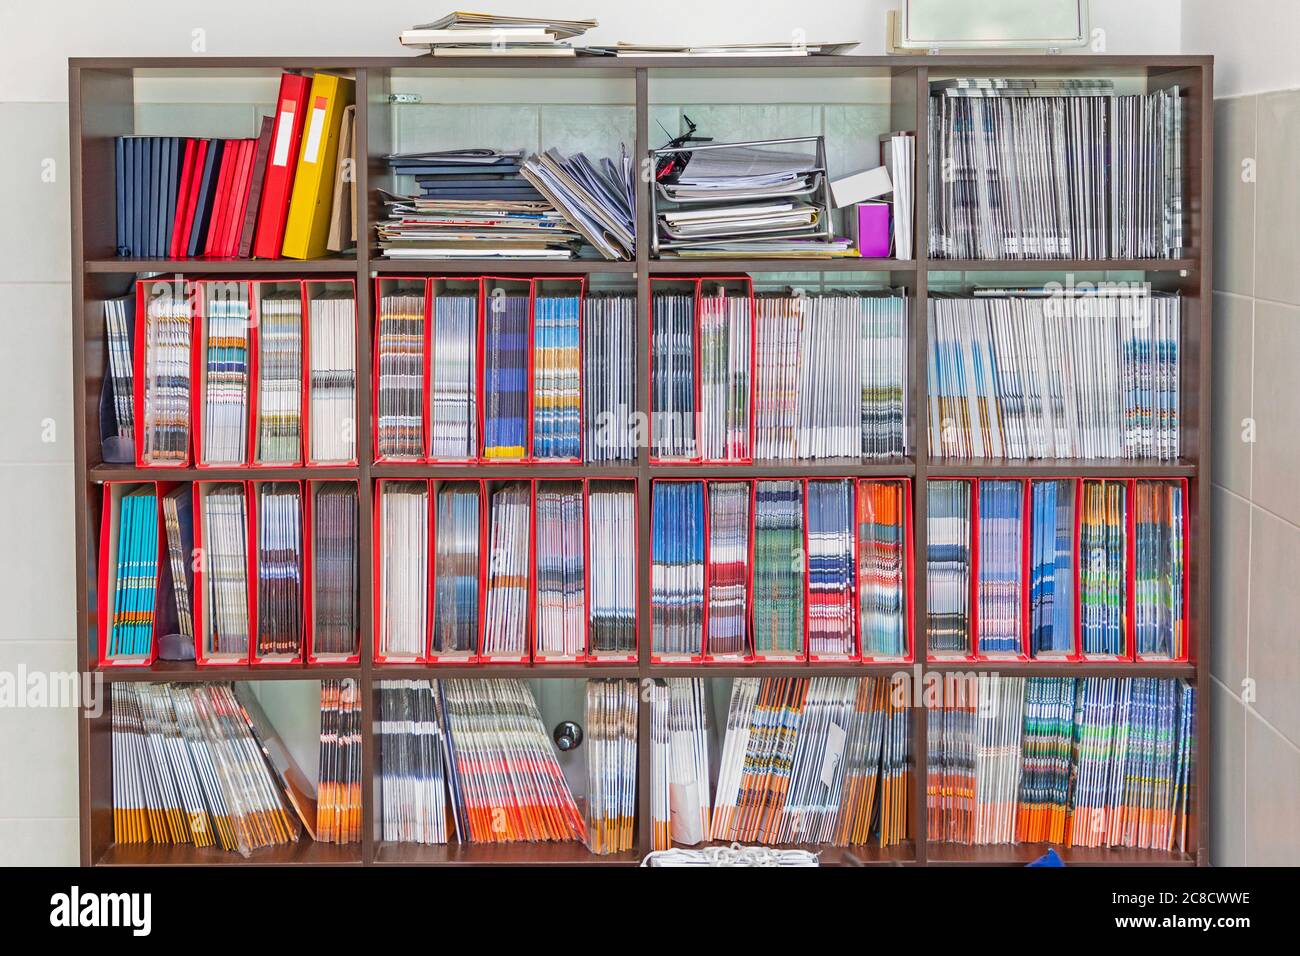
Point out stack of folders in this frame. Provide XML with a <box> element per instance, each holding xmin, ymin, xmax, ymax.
<box><xmin>429</xmin><ymin>288</ymin><xmax>479</xmax><ymax>459</ymax></box>
<box><xmin>255</xmin><ymin>291</ymin><xmax>303</xmax><ymax>463</ymax></box>
<box><xmin>379</xmin><ymin>482</ymin><xmax>428</xmax><ymax>660</ymax></box>
<box><xmin>706</xmin><ymin>482</ymin><xmax>750</xmax><ymax>659</ymax></box>
<box><xmin>255</xmin><ymin>483</ymin><xmax>303</xmax><ymax>660</ymax></box>
<box><xmin>976</xmin><ymin>480</ymin><xmax>1025</xmax><ymax>658</ymax></box>
<box><xmin>483</xmin><ymin>291</ymin><xmax>530</xmax><ymax>458</ymax></box>
<box><xmin>378</xmin><ymin>679</ymin><xmax>612</xmax><ymax>847</ymax></box>
<box><xmin>653</xmin><ymin>138</ymin><xmax>849</xmax><ymax>257</ymax></box>
<box><xmin>520</xmin><ymin>149</ymin><xmax>636</xmax><ymax>260</ymax></box>
<box><xmin>432</xmin><ymin>482</ymin><xmax>481</xmax><ymax>658</ymax></box>
<box><xmin>927</xmin><ymin>291</ymin><xmax>1181</xmax><ymax>461</ymax></box>
<box><xmin>857</xmin><ymin>480</ymin><xmax>908</xmax><ymax>659</ymax></box>
<box><xmin>651</xmin><ymin>284</ymin><xmax>751</xmax><ymax>461</ymax></box>
<box><xmin>308</xmin><ymin>288</ymin><xmax>358</xmax><ymax>464</ymax></box>
<box><xmin>112</xmin><ymin>683</ymin><xmax>301</xmax><ymax>855</ymax></box>
<box><xmin>651</xmin><ymin>482</ymin><xmax>706</xmax><ymax>658</ymax></box>
<box><xmin>482</xmin><ymin>482</ymin><xmax>531</xmax><ymax>659</ymax></box>
<box><xmin>113</xmin><ymin>72</ymin><xmax>355</xmax><ymax>260</ymax></box>
<box><xmin>376</xmin><ymin>287</ymin><xmax>427</xmax><ymax>460</ymax></box>
<box><xmin>754</xmin><ymin>292</ymin><xmax>908</xmax><ymax>461</ymax></box>
<box><xmin>585</xmin><ymin>679</ymin><xmax>639</xmax><ymax>855</ymax></box>
<box><xmin>1134</xmin><ymin>480</ymin><xmax>1186</xmax><ymax>660</ymax></box>
<box><xmin>752</xmin><ymin>480</ymin><xmax>805</xmax><ymax>658</ymax></box>
<box><xmin>108</xmin><ymin>487</ymin><xmax>160</xmax><ymax>659</ymax></box>
<box><xmin>532</xmin><ymin>293</ymin><xmax>582</xmax><ymax>459</ymax></box>
<box><xmin>582</xmin><ymin>293</ymin><xmax>636</xmax><ymax>462</ymax></box>
<box><xmin>928</xmin><ymin>80</ymin><xmax>1184</xmax><ymax>259</ymax></box>
<box><xmin>648</xmin><ymin>679</ymin><xmax>712</xmax><ymax>849</ymax></box>
<box><xmin>104</xmin><ymin>296</ymin><xmax>135</xmax><ymax>443</ymax></box>
<box><xmin>926</xmin><ymin>479</ymin><xmax>972</xmax><ymax>657</ymax></box>
<box><xmin>316</xmin><ymin>679</ymin><xmax>361</xmax><ymax>845</ymax></box>
<box><xmin>710</xmin><ymin>678</ymin><xmax>910</xmax><ymax>848</ymax></box>
<box><xmin>928</xmin><ymin>676</ymin><xmax>1195</xmax><ymax>853</ymax></box>
<box><xmin>398</xmin><ymin>12</ymin><xmax>596</xmax><ymax>56</ymax></box>
<box><xmin>201</xmin><ymin>483</ymin><xmax>251</xmax><ymax>660</ymax></box>
<box><xmin>881</xmin><ymin>132</ymin><xmax>915</xmax><ymax>259</ymax></box>
<box><xmin>806</xmin><ymin>480</ymin><xmax>856</xmax><ymax>658</ymax></box>
<box><xmin>534</xmin><ymin>482</ymin><xmax>585</xmax><ymax>659</ymax></box>
<box><xmin>199</xmin><ymin>286</ymin><xmax>251</xmax><ymax>464</ymax></box>
<box><xmin>1030</xmin><ymin>480</ymin><xmax>1075</xmax><ymax>658</ymax></box>
<box><xmin>312</xmin><ymin>482</ymin><xmax>359</xmax><ymax>659</ymax></box>
<box><xmin>588</xmin><ymin>482</ymin><xmax>637</xmax><ymax>657</ymax></box>
<box><xmin>141</xmin><ymin>289</ymin><xmax>193</xmax><ymax>464</ymax></box>
<box><xmin>376</xmin><ymin>680</ymin><xmax>449</xmax><ymax>844</ymax></box>
<box><xmin>1080</xmin><ymin>479</ymin><xmax>1127</xmax><ymax>658</ymax></box>
<box><xmin>161</xmin><ymin>487</ymin><xmax>196</xmax><ymax>644</ymax></box>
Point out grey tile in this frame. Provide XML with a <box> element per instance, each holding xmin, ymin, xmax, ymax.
<box><xmin>0</xmin><ymin>641</ymin><xmax>78</xmax><ymax>819</ymax></box>
<box><xmin>0</xmin><ymin>283</ymin><xmax>72</xmax><ymax>465</ymax></box>
<box><xmin>0</xmin><ymin>818</ymin><xmax>78</xmax><ymax>866</ymax></box>
<box><xmin>540</xmin><ymin>106</ymin><xmax>634</xmax><ymax>156</ymax></box>
<box><xmin>1245</xmin><ymin>505</ymin><xmax>1300</xmax><ymax>744</ymax></box>
<box><xmin>668</xmin><ymin>105</ymin><xmax>818</xmax><ymax>145</ymax></box>
<box><xmin>395</xmin><ymin>104</ymin><xmax>539</xmax><ymax>153</ymax></box>
<box><xmin>1211</xmin><ymin>292</ymin><xmax>1252</xmax><ymax>498</ymax></box>
<box><xmin>1210</xmin><ymin>487</ymin><xmax>1250</xmax><ymax>690</ymax></box>
<box><xmin>1212</xmin><ymin>97</ymin><xmax>1256</xmax><ymax>297</ymax></box>
<box><xmin>0</xmin><ymin>463</ymin><xmax>76</xmax><ymax>642</ymax></box>
<box><xmin>0</xmin><ymin>103</ymin><xmax>70</xmax><ymax>284</ymax></box>
<box><xmin>1211</xmin><ymin>680</ymin><xmax>1246</xmax><ymax>866</ymax></box>
<box><xmin>823</xmin><ymin>104</ymin><xmax>891</xmax><ymax>179</ymax></box>
<box><xmin>1244</xmin><ymin>711</ymin><xmax>1300</xmax><ymax>865</ymax></box>
<box><xmin>1255</xmin><ymin>89</ymin><xmax>1300</xmax><ymax>306</ymax></box>
<box><xmin>133</xmin><ymin>102</ymin><xmax>258</xmax><ymax>139</ymax></box>
<box><xmin>1250</xmin><ymin>300</ymin><xmax>1300</xmax><ymax>525</ymax></box>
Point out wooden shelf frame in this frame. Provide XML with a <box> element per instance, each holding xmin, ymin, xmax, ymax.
<box><xmin>69</xmin><ymin>54</ymin><xmax>1213</xmax><ymax>868</ymax></box>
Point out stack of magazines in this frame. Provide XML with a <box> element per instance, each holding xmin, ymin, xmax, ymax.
<box><xmin>378</xmin><ymin>147</ymin><xmax>633</xmax><ymax>259</ymax></box>
<box><xmin>652</xmin><ymin>137</ymin><xmax>850</xmax><ymax>258</ymax></box>
<box><xmin>399</xmin><ymin>12</ymin><xmax>597</xmax><ymax>57</ymax></box>
<box><xmin>928</xmin><ymin>79</ymin><xmax>1184</xmax><ymax>259</ymax></box>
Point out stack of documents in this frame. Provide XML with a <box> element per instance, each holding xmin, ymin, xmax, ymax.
<box><xmin>520</xmin><ymin>148</ymin><xmax>635</xmax><ymax>259</ymax></box>
<box><xmin>255</xmin><ymin>482</ymin><xmax>303</xmax><ymax>660</ymax></box>
<box><xmin>857</xmin><ymin>480</ymin><xmax>908</xmax><ymax>659</ymax></box>
<box><xmin>588</xmin><ymin>481</ymin><xmax>637</xmax><ymax>656</ymax></box>
<box><xmin>653</xmin><ymin>137</ymin><xmax>847</xmax><ymax>257</ymax></box>
<box><xmin>432</xmin><ymin>482</ymin><xmax>481</xmax><ymax>658</ymax></box>
<box><xmin>976</xmin><ymin>480</ymin><xmax>1025</xmax><ymax>657</ymax></box>
<box><xmin>399</xmin><ymin>12</ymin><xmax>596</xmax><ymax>56</ymax></box>
<box><xmin>926</xmin><ymin>479</ymin><xmax>972</xmax><ymax>656</ymax></box>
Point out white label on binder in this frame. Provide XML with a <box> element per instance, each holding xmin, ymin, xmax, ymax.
<box><xmin>271</xmin><ymin>107</ymin><xmax>295</xmax><ymax>167</ymax></box>
<box><xmin>820</xmin><ymin>721</ymin><xmax>846</xmax><ymax>788</ymax></box>
<box><xmin>303</xmin><ymin>104</ymin><xmax>327</xmax><ymax>165</ymax></box>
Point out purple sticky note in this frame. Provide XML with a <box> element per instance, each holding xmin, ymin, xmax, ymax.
<box><xmin>856</xmin><ymin>203</ymin><xmax>891</xmax><ymax>257</ymax></box>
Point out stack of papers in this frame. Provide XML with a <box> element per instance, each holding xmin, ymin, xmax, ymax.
<box><xmin>399</xmin><ymin>12</ymin><xmax>597</xmax><ymax>57</ymax></box>
<box><xmin>377</xmin><ymin>146</ymin><xmax>633</xmax><ymax>259</ymax></box>
<box><xmin>594</xmin><ymin>39</ymin><xmax>858</xmax><ymax>57</ymax></box>
<box><xmin>653</xmin><ymin>138</ymin><xmax>850</xmax><ymax>257</ymax></box>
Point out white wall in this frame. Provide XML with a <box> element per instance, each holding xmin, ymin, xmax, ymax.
<box><xmin>0</xmin><ymin>0</ymin><xmax>1184</xmax><ymax>865</ymax></box>
<box><xmin>1182</xmin><ymin>0</ymin><xmax>1300</xmax><ymax>96</ymax></box>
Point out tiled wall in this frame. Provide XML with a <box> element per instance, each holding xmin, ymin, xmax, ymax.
<box><xmin>1210</xmin><ymin>88</ymin><xmax>1300</xmax><ymax>866</ymax></box>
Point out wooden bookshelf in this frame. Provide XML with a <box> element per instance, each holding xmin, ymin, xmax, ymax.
<box><xmin>69</xmin><ymin>53</ymin><xmax>1213</xmax><ymax>868</ymax></box>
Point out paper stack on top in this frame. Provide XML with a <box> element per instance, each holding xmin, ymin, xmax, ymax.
<box><xmin>595</xmin><ymin>39</ymin><xmax>858</xmax><ymax>57</ymax></box>
<box><xmin>399</xmin><ymin>11</ymin><xmax>597</xmax><ymax>56</ymax></box>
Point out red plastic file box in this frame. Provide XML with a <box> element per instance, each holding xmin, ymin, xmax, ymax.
<box><xmin>248</xmin><ymin>478</ymin><xmax>306</xmax><ymax>667</ymax></box>
<box><xmin>855</xmin><ymin>478</ymin><xmax>916</xmax><ymax>665</ymax></box>
<box><xmin>372</xmin><ymin>477</ymin><xmax>431</xmax><ymax>664</ymax></box>
<box><xmin>192</xmin><ymin>479</ymin><xmax>255</xmax><ymax>667</ymax></box>
<box><xmin>803</xmin><ymin>477</ymin><xmax>863</xmax><ymax>663</ymax></box>
<box><xmin>650</xmin><ymin>478</ymin><xmax>709</xmax><ymax>664</ymax></box>
<box><xmin>531</xmin><ymin>478</ymin><xmax>587</xmax><ymax>664</ymax></box>
<box><xmin>1024</xmin><ymin>478</ymin><xmax>1083</xmax><ymax>663</ymax></box>
<box><xmin>132</xmin><ymin>277</ymin><xmax>195</xmax><ymax>468</ymax></box>
<box><xmin>304</xmin><ymin>478</ymin><xmax>361</xmax><ymax>665</ymax></box>
<box><xmin>925</xmin><ymin>477</ymin><xmax>982</xmax><ymax>664</ymax></box>
<box><xmin>1076</xmin><ymin>478</ymin><xmax>1136</xmax><ymax>663</ymax></box>
<box><xmin>303</xmin><ymin>278</ymin><xmax>360</xmax><ymax>467</ymax></box>
<box><xmin>96</xmin><ymin>480</ymin><xmax>172</xmax><ymax>668</ymax></box>
<box><xmin>583</xmin><ymin>478</ymin><xmax>640</xmax><ymax>664</ymax></box>
<box><xmin>1132</xmin><ymin>477</ymin><xmax>1192</xmax><ymax>664</ymax></box>
<box><xmin>749</xmin><ymin>478</ymin><xmax>807</xmax><ymax>664</ymax></box>
<box><xmin>523</xmin><ymin>276</ymin><xmax>587</xmax><ymax>465</ymax></box>
<box><xmin>192</xmin><ymin>278</ymin><xmax>254</xmax><ymax>468</ymax></box>
<box><xmin>247</xmin><ymin>280</ymin><xmax>306</xmax><ymax>468</ymax></box>
<box><xmin>372</xmin><ymin>276</ymin><xmax>433</xmax><ymax>465</ymax></box>
<box><xmin>427</xmin><ymin>276</ymin><xmax>485</xmax><ymax>464</ymax></box>
<box><xmin>426</xmin><ymin>478</ymin><xmax>490</xmax><ymax>664</ymax></box>
<box><xmin>647</xmin><ymin>276</ymin><xmax>756</xmax><ymax>466</ymax></box>
<box><xmin>477</xmin><ymin>478</ymin><xmax>534</xmax><ymax>664</ymax></box>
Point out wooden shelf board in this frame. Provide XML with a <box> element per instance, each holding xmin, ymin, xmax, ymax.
<box><xmin>650</xmin><ymin>459</ymin><xmax>915</xmax><ymax>478</ymax></box>
<box><xmin>95</xmin><ymin>661</ymin><xmax>361</xmax><ymax>682</ymax></box>
<box><xmin>926</xmin><ymin>842</ymin><xmax>1195</xmax><ymax>867</ymax></box>
<box><xmin>96</xmin><ymin>841</ymin><xmax>362</xmax><ymax>866</ymax></box>
<box><xmin>649</xmin><ymin>258</ymin><xmax>914</xmax><ymax>273</ymax></box>
<box><xmin>374</xmin><ymin>842</ymin><xmax>640</xmax><ymax>866</ymax></box>
<box><xmin>928</xmin><ymin>258</ymin><xmax>1198</xmax><ymax>273</ymax></box>
<box><xmin>85</xmin><ymin>256</ymin><xmax>358</xmax><ymax>274</ymax></box>
<box><xmin>371</xmin><ymin>258</ymin><xmax>635</xmax><ymax>274</ymax></box>
<box><xmin>926</xmin><ymin>459</ymin><xmax>1196</xmax><ymax>478</ymax></box>
<box><xmin>371</xmin><ymin>463</ymin><xmax>640</xmax><ymax>479</ymax></box>
<box><xmin>373</xmin><ymin>664</ymin><xmax>641</xmax><ymax>679</ymax></box>
<box><xmin>89</xmin><ymin>465</ymin><xmax>362</xmax><ymax>482</ymax></box>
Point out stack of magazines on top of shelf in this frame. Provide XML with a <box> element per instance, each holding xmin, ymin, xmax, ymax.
<box><xmin>651</xmin><ymin>135</ymin><xmax>852</xmax><ymax>258</ymax></box>
<box><xmin>398</xmin><ymin>12</ymin><xmax>597</xmax><ymax>57</ymax></box>
<box><xmin>376</xmin><ymin>147</ymin><xmax>634</xmax><ymax>259</ymax></box>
